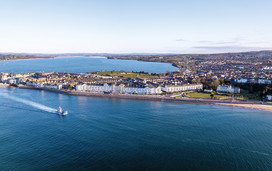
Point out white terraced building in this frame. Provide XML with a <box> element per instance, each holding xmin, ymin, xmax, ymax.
<box><xmin>162</xmin><ymin>84</ymin><xmax>203</xmax><ymax>93</ymax></box>
<box><xmin>75</xmin><ymin>83</ymin><xmax>162</xmax><ymax>94</ymax></box>
<box><xmin>122</xmin><ymin>86</ymin><xmax>162</xmax><ymax>94</ymax></box>
<box><xmin>75</xmin><ymin>83</ymin><xmax>112</xmax><ymax>92</ymax></box>
<box><xmin>216</xmin><ymin>85</ymin><xmax>240</xmax><ymax>93</ymax></box>
<box><xmin>26</xmin><ymin>82</ymin><xmax>62</xmax><ymax>90</ymax></box>
<box><xmin>235</xmin><ymin>78</ymin><xmax>272</xmax><ymax>84</ymax></box>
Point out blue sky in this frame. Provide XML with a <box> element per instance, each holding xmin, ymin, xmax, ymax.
<box><xmin>0</xmin><ymin>0</ymin><xmax>271</xmax><ymax>53</ymax></box>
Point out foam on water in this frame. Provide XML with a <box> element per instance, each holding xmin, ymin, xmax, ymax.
<box><xmin>0</xmin><ymin>93</ymin><xmax>56</xmax><ymax>113</ymax></box>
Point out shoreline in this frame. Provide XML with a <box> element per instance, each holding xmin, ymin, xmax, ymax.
<box><xmin>214</xmin><ymin>103</ymin><xmax>272</xmax><ymax>112</ymax></box>
<box><xmin>0</xmin><ymin>57</ymin><xmax>55</xmax><ymax>62</ymax></box>
<box><xmin>16</xmin><ymin>86</ymin><xmax>272</xmax><ymax>112</ymax></box>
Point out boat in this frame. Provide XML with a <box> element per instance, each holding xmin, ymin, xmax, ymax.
<box><xmin>56</xmin><ymin>106</ymin><xmax>68</xmax><ymax>115</ymax></box>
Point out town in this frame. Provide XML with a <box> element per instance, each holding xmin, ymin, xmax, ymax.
<box><xmin>1</xmin><ymin>69</ymin><xmax>270</xmax><ymax>101</ymax></box>
<box><xmin>1</xmin><ymin>51</ymin><xmax>272</xmax><ymax>101</ymax></box>
<box><xmin>0</xmin><ymin>71</ymin><xmax>203</xmax><ymax>95</ymax></box>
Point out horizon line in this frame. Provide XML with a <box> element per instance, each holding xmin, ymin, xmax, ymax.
<box><xmin>1</xmin><ymin>49</ymin><xmax>272</xmax><ymax>56</ymax></box>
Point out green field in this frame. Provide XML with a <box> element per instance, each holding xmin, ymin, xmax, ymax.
<box><xmin>87</xmin><ymin>71</ymin><xmax>160</xmax><ymax>78</ymax></box>
<box><xmin>185</xmin><ymin>92</ymin><xmax>260</xmax><ymax>100</ymax></box>
<box><xmin>186</xmin><ymin>92</ymin><xmax>233</xmax><ymax>99</ymax></box>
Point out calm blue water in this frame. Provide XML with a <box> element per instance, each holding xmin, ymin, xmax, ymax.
<box><xmin>1</xmin><ymin>87</ymin><xmax>272</xmax><ymax>170</ymax></box>
<box><xmin>1</xmin><ymin>58</ymin><xmax>272</xmax><ymax>170</ymax></box>
<box><xmin>0</xmin><ymin>57</ymin><xmax>177</xmax><ymax>73</ymax></box>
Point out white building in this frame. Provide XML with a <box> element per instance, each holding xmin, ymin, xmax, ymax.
<box><xmin>217</xmin><ymin>85</ymin><xmax>240</xmax><ymax>93</ymax></box>
<box><xmin>258</xmin><ymin>79</ymin><xmax>272</xmax><ymax>84</ymax></box>
<box><xmin>235</xmin><ymin>78</ymin><xmax>272</xmax><ymax>84</ymax></box>
<box><xmin>235</xmin><ymin>78</ymin><xmax>248</xmax><ymax>84</ymax></box>
<box><xmin>162</xmin><ymin>84</ymin><xmax>203</xmax><ymax>93</ymax></box>
<box><xmin>75</xmin><ymin>83</ymin><xmax>115</xmax><ymax>93</ymax></box>
<box><xmin>122</xmin><ymin>86</ymin><xmax>162</xmax><ymax>94</ymax></box>
<box><xmin>7</xmin><ymin>79</ymin><xmax>16</xmax><ymax>84</ymax></box>
<box><xmin>26</xmin><ymin>82</ymin><xmax>62</xmax><ymax>90</ymax></box>
<box><xmin>75</xmin><ymin>83</ymin><xmax>162</xmax><ymax>95</ymax></box>
<box><xmin>43</xmin><ymin>84</ymin><xmax>62</xmax><ymax>90</ymax></box>
<box><xmin>266</xmin><ymin>95</ymin><xmax>272</xmax><ymax>101</ymax></box>
<box><xmin>263</xmin><ymin>66</ymin><xmax>272</xmax><ymax>70</ymax></box>
<box><xmin>204</xmin><ymin>89</ymin><xmax>213</xmax><ymax>93</ymax></box>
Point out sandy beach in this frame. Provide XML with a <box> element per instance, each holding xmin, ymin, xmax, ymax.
<box><xmin>215</xmin><ymin>103</ymin><xmax>272</xmax><ymax>112</ymax></box>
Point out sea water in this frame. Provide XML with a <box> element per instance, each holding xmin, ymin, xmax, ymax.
<box><xmin>1</xmin><ymin>87</ymin><xmax>272</xmax><ymax>170</ymax></box>
<box><xmin>0</xmin><ymin>56</ymin><xmax>178</xmax><ymax>73</ymax></box>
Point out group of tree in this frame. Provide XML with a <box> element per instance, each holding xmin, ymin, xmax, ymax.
<box><xmin>201</xmin><ymin>78</ymin><xmax>220</xmax><ymax>90</ymax></box>
<box><xmin>236</xmin><ymin>83</ymin><xmax>272</xmax><ymax>99</ymax></box>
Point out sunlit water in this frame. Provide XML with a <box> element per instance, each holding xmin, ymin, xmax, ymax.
<box><xmin>1</xmin><ymin>87</ymin><xmax>272</xmax><ymax>170</ymax></box>
<box><xmin>1</xmin><ymin>58</ymin><xmax>272</xmax><ymax>170</ymax></box>
<box><xmin>0</xmin><ymin>56</ymin><xmax>177</xmax><ymax>73</ymax></box>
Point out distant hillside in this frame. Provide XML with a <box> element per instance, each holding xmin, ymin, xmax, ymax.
<box><xmin>1</xmin><ymin>50</ymin><xmax>272</xmax><ymax>63</ymax></box>
<box><xmin>104</xmin><ymin>50</ymin><xmax>272</xmax><ymax>68</ymax></box>
<box><xmin>0</xmin><ymin>53</ymin><xmax>54</xmax><ymax>61</ymax></box>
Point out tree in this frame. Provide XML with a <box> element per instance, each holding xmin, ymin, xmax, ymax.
<box><xmin>210</xmin><ymin>93</ymin><xmax>214</xmax><ymax>99</ymax></box>
<box><xmin>206</xmin><ymin>79</ymin><xmax>220</xmax><ymax>90</ymax></box>
<box><xmin>166</xmin><ymin>70</ymin><xmax>170</xmax><ymax>76</ymax></box>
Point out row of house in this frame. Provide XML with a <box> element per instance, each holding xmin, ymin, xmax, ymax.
<box><xmin>162</xmin><ymin>84</ymin><xmax>203</xmax><ymax>93</ymax></box>
<box><xmin>1</xmin><ymin>72</ymin><xmax>204</xmax><ymax>95</ymax></box>
<box><xmin>75</xmin><ymin>83</ymin><xmax>203</xmax><ymax>94</ymax></box>
<box><xmin>26</xmin><ymin>82</ymin><xmax>63</xmax><ymax>90</ymax></box>
<box><xmin>235</xmin><ymin>78</ymin><xmax>272</xmax><ymax>84</ymax></box>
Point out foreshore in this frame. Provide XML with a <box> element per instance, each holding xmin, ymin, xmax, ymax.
<box><xmin>214</xmin><ymin>103</ymin><xmax>272</xmax><ymax>112</ymax></box>
<box><xmin>15</xmin><ymin>86</ymin><xmax>272</xmax><ymax>112</ymax></box>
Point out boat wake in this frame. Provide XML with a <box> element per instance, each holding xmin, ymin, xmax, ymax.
<box><xmin>0</xmin><ymin>93</ymin><xmax>57</xmax><ymax>113</ymax></box>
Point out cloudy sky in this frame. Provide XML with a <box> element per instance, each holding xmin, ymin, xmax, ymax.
<box><xmin>0</xmin><ymin>0</ymin><xmax>271</xmax><ymax>54</ymax></box>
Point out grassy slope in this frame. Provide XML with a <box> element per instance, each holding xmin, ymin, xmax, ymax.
<box><xmin>186</xmin><ymin>92</ymin><xmax>261</xmax><ymax>100</ymax></box>
<box><xmin>186</xmin><ymin>92</ymin><xmax>232</xmax><ymax>99</ymax></box>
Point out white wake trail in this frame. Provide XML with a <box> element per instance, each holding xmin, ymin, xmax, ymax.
<box><xmin>0</xmin><ymin>93</ymin><xmax>57</xmax><ymax>113</ymax></box>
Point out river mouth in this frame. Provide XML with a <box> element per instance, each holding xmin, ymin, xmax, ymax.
<box><xmin>0</xmin><ymin>56</ymin><xmax>178</xmax><ymax>73</ymax></box>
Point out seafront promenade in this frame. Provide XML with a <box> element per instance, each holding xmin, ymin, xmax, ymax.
<box><xmin>15</xmin><ymin>85</ymin><xmax>272</xmax><ymax>112</ymax></box>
